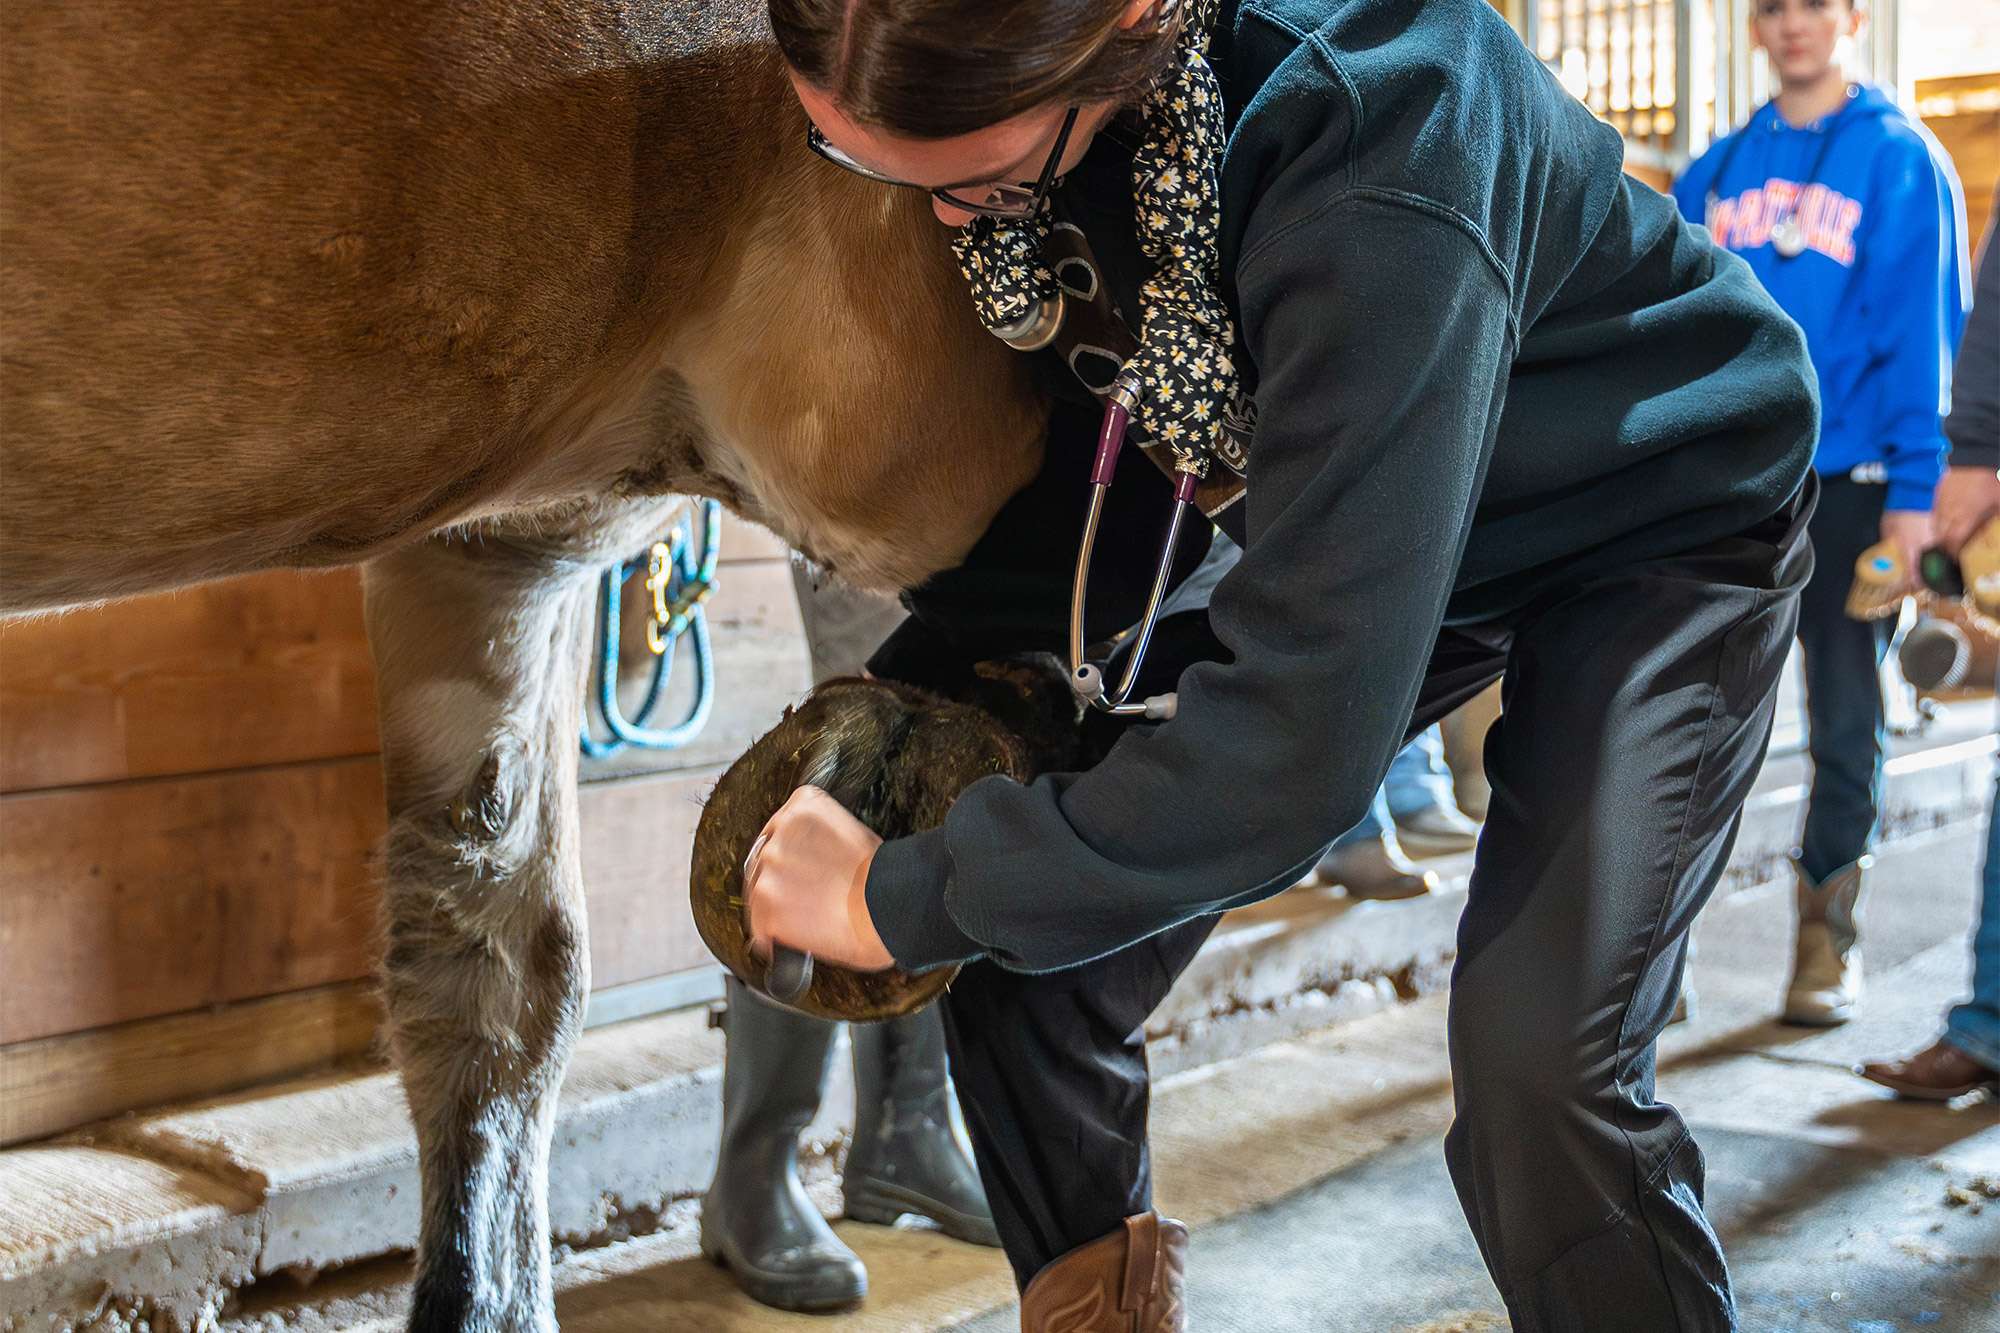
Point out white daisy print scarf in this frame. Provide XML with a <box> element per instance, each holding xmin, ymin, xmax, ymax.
<box><xmin>951</xmin><ymin>0</ymin><xmax>1246</xmax><ymax>480</ymax></box>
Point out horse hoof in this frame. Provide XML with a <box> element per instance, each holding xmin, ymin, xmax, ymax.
<box><xmin>690</xmin><ymin>658</ymin><xmax>1081</xmax><ymax>1022</ymax></box>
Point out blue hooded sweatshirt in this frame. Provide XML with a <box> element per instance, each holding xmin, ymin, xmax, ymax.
<box><xmin>1674</xmin><ymin>84</ymin><xmax>1970</xmax><ymax>512</ymax></box>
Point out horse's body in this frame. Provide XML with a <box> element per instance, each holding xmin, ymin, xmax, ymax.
<box><xmin>0</xmin><ymin>3</ymin><xmax>1043</xmax><ymax>1327</ymax></box>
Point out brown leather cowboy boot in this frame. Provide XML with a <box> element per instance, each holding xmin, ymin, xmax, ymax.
<box><xmin>1018</xmin><ymin>1212</ymin><xmax>1188</xmax><ymax>1332</ymax></box>
<box><xmin>1859</xmin><ymin>1038</ymin><xmax>2000</xmax><ymax>1100</ymax></box>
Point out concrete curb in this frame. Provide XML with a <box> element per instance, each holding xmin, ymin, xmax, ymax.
<box><xmin>1728</xmin><ymin>732</ymin><xmax>1995</xmax><ymax>893</ymax></box>
<box><xmin>2</xmin><ymin>731</ymin><xmax>1990</xmax><ymax>1330</ymax></box>
<box><xmin>0</xmin><ymin>1013</ymin><xmax>863</xmax><ymax>1333</ymax></box>
<box><xmin>0</xmin><ymin>1147</ymin><xmax>259</xmax><ymax>1333</ymax></box>
<box><xmin>1149</xmin><ymin>729</ymin><xmax>1997</xmax><ymax>1074</ymax></box>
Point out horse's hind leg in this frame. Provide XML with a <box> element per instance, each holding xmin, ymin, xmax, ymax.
<box><xmin>362</xmin><ymin>530</ymin><xmax>601</xmax><ymax>1333</ymax></box>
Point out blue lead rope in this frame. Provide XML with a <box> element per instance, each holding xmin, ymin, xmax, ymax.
<box><xmin>580</xmin><ymin>500</ymin><xmax>721</xmax><ymax>758</ymax></box>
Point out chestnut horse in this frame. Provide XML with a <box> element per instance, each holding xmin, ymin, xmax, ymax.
<box><xmin>1</xmin><ymin>2</ymin><xmax>1043</xmax><ymax>1327</ymax></box>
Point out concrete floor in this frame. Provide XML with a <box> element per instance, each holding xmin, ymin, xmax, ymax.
<box><xmin>223</xmin><ymin>821</ymin><xmax>1998</xmax><ymax>1332</ymax></box>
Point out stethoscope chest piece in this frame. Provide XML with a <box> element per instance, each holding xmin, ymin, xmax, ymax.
<box><xmin>991</xmin><ymin>290</ymin><xmax>1067</xmax><ymax>352</ymax></box>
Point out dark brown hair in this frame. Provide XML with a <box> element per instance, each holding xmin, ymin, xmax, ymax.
<box><xmin>770</xmin><ymin>0</ymin><xmax>1184</xmax><ymax>138</ymax></box>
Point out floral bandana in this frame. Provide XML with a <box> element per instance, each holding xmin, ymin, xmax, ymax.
<box><xmin>951</xmin><ymin>0</ymin><xmax>1245</xmax><ymax>478</ymax></box>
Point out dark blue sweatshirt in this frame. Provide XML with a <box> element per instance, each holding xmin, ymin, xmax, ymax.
<box><xmin>866</xmin><ymin>0</ymin><xmax>1817</xmax><ymax>973</ymax></box>
<box><xmin>1673</xmin><ymin>85</ymin><xmax>1971</xmax><ymax>512</ymax></box>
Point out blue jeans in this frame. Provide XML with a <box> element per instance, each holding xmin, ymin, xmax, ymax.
<box><xmin>1330</xmin><ymin>729</ymin><xmax>1450</xmax><ymax>849</ymax></box>
<box><xmin>1797</xmin><ymin>477</ymin><xmax>1893</xmax><ymax>881</ymax></box>
<box><xmin>1944</xmin><ymin>722</ymin><xmax>2000</xmax><ymax>1070</ymax></box>
<box><xmin>1384</xmin><ymin>725</ymin><xmax>1456</xmax><ymax>823</ymax></box>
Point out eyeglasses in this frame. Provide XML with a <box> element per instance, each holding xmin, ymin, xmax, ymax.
<box><xmin>806</xmin><ymin>106</ymin><xmax>1080</xmax><ymax>219</ymax></box>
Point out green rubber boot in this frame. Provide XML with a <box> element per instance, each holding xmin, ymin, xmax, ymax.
<box><xmin>844</xmin><ymin>1008</ymin><xmax>1001</xmax><ymax>1246</ymax></box>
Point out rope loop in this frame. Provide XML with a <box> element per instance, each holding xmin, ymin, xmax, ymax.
<box><xmin>580</xmin><ymin>500</ymin><xmax>722</xmax><ymax>758</ymax></box>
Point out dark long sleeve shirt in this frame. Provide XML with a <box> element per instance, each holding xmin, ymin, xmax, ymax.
<box><xmin>866</xmin><ymin>0</ymin><xmax>1817</xmax><ymax>974</ymax></box>
<box><xmin>1947</xmin><ymin>191</ymin><xmax>1999</xmax><ymax>469</ymax></box>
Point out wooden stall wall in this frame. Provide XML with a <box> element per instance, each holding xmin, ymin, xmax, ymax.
<box><xmin>1918</xmin><ymin>72</ymin><xmax>1999</xmax><ymax>250</ymax></box>
<box><xmin>0</xmin><ymin>518</ymin><xmax>810</xmax><ymax>1145</ymax></box>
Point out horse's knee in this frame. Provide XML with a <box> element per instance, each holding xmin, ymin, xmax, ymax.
<box><xmin>380</xmin><ymin>737</ymin><xmax>586</xmax><ymax>1082</ymax></box>
<box><xmin>449</xmin><ymin>744</ymin><xmax>519</xmax><ymax>847</ymax></box>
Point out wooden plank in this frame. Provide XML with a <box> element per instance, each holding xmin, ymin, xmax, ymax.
<box><xmin>0</xmin><ymin>758</ymin><xmax>387</xmax><ymax>1044</ymax></box>
<box><xmin>0</xmin><ymin>756</ymin><xmax>728</xmax><ymax>1042</ymax></box>
<box><xmin>0</xmin><ymin>982</ymin><xmax>383</xmax><ymax>1148</ymax></box>
<box><xmin>0</xmin><ymin>569</ymin><xmax>378</xmax><ymax>794</ymax></box>
<box><xmin>0</xmin><ymin>760</ymin><xmax>730</xmax><ymax>1141</ymax></box>
<box><xmin>0</xmin><ymin>519</ymin><xmax>798</xmax><ymax>796</ymax></box>
<box><xmin>1918</xmin><ymin>73</ymin><xmax>1998</xmax><ymax>249</ymax></box>
<box><xmin>0</xmin><ymin>960</ymin><xmax>727</xmax><ymax>1147</ymax></box>
<box><xmin>578</xmin><ymin>768</ymin><xmax>725</xmax><ymax>990</ymax></box>
<box><xmin>0</xmin><ymin>556</ymin><xmax>804</xmax><ymax>792</ymax></box>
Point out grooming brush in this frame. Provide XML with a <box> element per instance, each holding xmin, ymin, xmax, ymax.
<box><xmin>1844</xmin><ymin>540</ymin><xmax>1908</xmax><ymax>621</ymax></box>
<box><xmin>1963</xmin><ymin>518</ymin><xmax>2000</xmax><ymax>619</ymax></box>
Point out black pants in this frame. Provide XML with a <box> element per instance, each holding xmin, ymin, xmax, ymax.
<box><xmin>908</xmin><ymin>483</ymin><xmax>1812</xmax><ymax>1332</ymax></box>
<box><xmin>1795</xmin><ymin>475</ymin><xmax>1892</xmax><ymax>881</ymax></box>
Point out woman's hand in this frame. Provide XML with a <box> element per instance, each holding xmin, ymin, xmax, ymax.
<box><xmin>1880</xmin><ymin>508</ymin><xmax>1936</xmax><ymax>590</ymax></box>
<box><xmin>1931</xmin><ymin>466</ymin><xmax>2000</xmax><ymax>557</ymax></box>
<box><xmin>743</xmin><ymin>785</ymin><xmax>894</xmax><ymax>972</ymax></box>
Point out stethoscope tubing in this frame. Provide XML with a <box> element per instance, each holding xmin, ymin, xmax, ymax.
<box><xmin>1070</xmin><ymin>370</ymin><xmax>1195</xmax><ymax>719</ymax></box>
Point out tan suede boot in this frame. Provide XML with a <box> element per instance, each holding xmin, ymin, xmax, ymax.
<box><xmin>1019</xmin><ymin>1213</ymin><xmax>1188</xmax><ymax>1333</ymax></box>
<box><xmin>1783</xmin><ymin>855</ymin><xmax>1870</xmax><ymax>1027</ymax></box>
<box><xmin>1439</xmin><ymin>683</ymin><xmax>1500</xmax><ymax>821</ymax></box>
<box><xmin>1312</xmin><ymin>834</ymin><xmax>1439</xmax><ymax>901</ymax></box>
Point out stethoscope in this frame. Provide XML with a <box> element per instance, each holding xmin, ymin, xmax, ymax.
<box><xmin>1706</xmin><ymin>85</ymin><xmax>1856</xmax><ymax>260</ymax></box>
<box><xmin>1067</xmin><ymin>368</ymin><xmax>1197</xmax><ymax>721</ymax></box>
<box><xmin>988</xmin><ymin>250</ymin><xmax>1200</xmax><ymax>722</ymax></box>
<box><xmin>748</xmin><ymin>351</ymin><xmax>1192</xmax><ymax>1007</ymax></box>
<box><xmin>749</xmin><ymin>364</ymin><xmax>1190</xmax><ymax>1007</ymax></box>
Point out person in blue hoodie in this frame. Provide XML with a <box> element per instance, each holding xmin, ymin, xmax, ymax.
<box><xmin>1674</xmin><ymin>0</ymin><xmax>1969</xmax><ymax>1029</ymax></box>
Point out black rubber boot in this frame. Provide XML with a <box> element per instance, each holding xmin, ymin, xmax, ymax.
<box><xmin>700</xmin><ymin>977</ymin><xmax>867</xmax><ymax>1312</ymax></box>
<box><xmin>844</xmin><ymin>1007</ymin><xmax>1002</xmax><ymax>1247</ymax></box>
